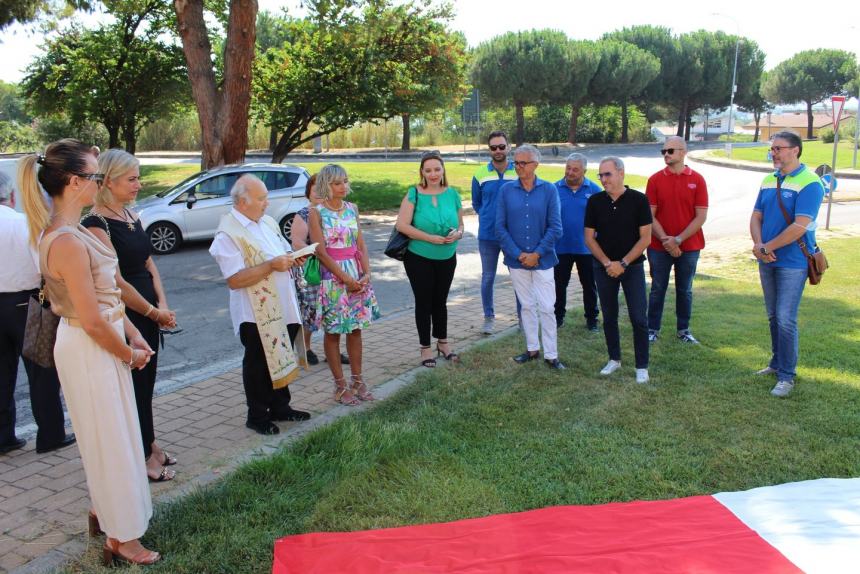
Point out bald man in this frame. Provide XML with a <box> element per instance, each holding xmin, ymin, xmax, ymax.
<box><xmin>645</xmin><ymin>136</ymin><xmax>708</xmax><ymax>345</ymax></box>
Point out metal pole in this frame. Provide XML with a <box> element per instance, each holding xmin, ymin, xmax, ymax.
<box><xmin>727</xmin><ymin>36</ymin><xmax>739</xmax><ymax>156</ymax></box>
<box><xmin>853</xmin><ymin>111</ymin><xmax>859</xmax><ymax>169</ymax></box>
<box><xmin>825</xmin><ymin>131</ymin><xmax>838</xmax><ymax>230</ymax></box>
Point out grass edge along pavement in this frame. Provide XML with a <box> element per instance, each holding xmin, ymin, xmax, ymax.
<box><xmin>139</xmin><ymin>162</ymin><xmax>650</xmax><ymax>211</ymax></box>
<box><xmin>59</xmin><ymin>236</ymin><xmax>860</xmax><ymax>574</ymax></box>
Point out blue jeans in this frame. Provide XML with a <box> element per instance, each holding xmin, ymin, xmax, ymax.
<box><xmin>594</xmin><ymin>261</ymin><xmax>649</xmax><ymax>369</ymax></box>
<box><xmin>647</xmin><ymin>248</ymin><xmax>700</xmax><ymax>333</ymax></box>
<box><xmin>478</xmin><ymin>240</ymin><xmax>502</xmax><ymax>318</ymax></box>
<box><xmin>759</xmin><ymin>264</ymin><xmax>807</xmax><ymax>381</ymax></box>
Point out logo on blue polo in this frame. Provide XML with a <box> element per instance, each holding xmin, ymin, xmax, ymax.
<box><xmin>782</xmin><ymin>191</ymin><xmax>793</xmax><ymax>199</ymax></box>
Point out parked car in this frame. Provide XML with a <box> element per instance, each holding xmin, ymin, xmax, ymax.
<box><xmin>136</xmin><ymin>163</ymin><xmax>310</xmax><ymax>254</ymax></box>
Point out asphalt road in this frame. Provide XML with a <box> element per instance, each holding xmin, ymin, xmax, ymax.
<box><xmin>4</xmin><ymin>150</ymin><xmax>860</xmax><ymax>438</ymax></box>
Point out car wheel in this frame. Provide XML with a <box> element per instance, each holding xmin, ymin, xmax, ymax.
<box><xmin>148</xmin><ymin>222</ymin><xmax>182</xmax><ymax>254</ymax></box>
<box><xmin>280</xmin><ymin>213</ymin><xmax>296</xmax><ymax>242</ymax></box>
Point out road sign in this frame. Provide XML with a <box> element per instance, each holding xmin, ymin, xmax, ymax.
<box><xmin>832</xmin><ymin>96</ymin><xmax>846</xmax><ymax>131</ymax></box>
<box><xmin>820</xmin><ymin>174</ymin><xmax>837</xmax><ymax>194</ymax></box>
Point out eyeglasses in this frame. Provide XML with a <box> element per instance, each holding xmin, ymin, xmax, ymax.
<box><xmin>660</xmin><ymin>148</ymin><xmax>680</xmax><ymax>155</ymax></box>
<box><xmin>513</xmin><ymin>160</ymin><xmax>536</xmax><ymax>168</ymax></box>
<box><xmin>770</xmin><ymin>145</ymin><xmax>796</xmax><ymax>153</ymax></box>
<box><xmin>489</xmin><ymin>144</ymin><xmax>507</xmax><ymax>151</ymax></box>
<box><xmin>74</xmin><ymin>172</ymin><xmax>105</xmax><ymax>186</ymax></box>
<box><xmin>597</xmin><ymin>172</ymin><xmax>614</xmax><ymax>179</ymax></box>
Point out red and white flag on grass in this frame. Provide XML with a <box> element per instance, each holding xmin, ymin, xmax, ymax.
<box><xmin>273</xmin><ymin>478</ymin><xmax>859</xmax><ymax>573</ymax></box>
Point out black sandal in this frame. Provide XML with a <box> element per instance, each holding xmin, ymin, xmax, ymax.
<box><xmin>436</xmin><ymin>340</ymin><xmax>460</xmax><ymax>362</ymax></box>
<box><xmin>147</xmin><ymin>466</ymin><xmax>175</xmax><ymax>483</ymax></box>
<box><xmin>420</xmin><ymin>346</ymin><xmax>436</xmax><ymax>368</ymax></box>
<box><xmin>161</xmin><ymin>451</ymin><xmax>177</xmax><ymax>466</ymax></box>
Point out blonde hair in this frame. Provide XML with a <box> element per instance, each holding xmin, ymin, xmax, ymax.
<box><xmin>18</xmin><ymin>138</ymin><xmax>93</xmax><ymax>245</ymax></box>
<box><xmin>96</xmin><ymin>148</ymin><xmax>139</xmax><ymax>206</ymax></box>
<box><xmin>316</xmin><ymin>164</ymin><xmax>350</xmax><ymax>199</ymax></box>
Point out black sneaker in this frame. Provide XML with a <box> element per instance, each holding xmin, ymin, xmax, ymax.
<box><xmin>587</xmin><ymin>322</ymin><xmax>599</xmax><ymax>333</ymax></box>
<box><xmin>512</xmin><ymin>351</ymin><xmax>539</xmax><ymax>364</ymax></box>
<box><xmin>677</xmin><ymin>330</ymin><xmax>700</xmax><ymax>344</ymax></box>
<box><xmin>306</xmin><ymin>350</ymin><xmax>319</xmax><ymax>365</ymax></box>
<box><xmin>0</xmin><ymin>437</ymin><xmax>26</xmax><ymax>454</ymax></box>
<box><xmin>245</xmin><ymin>420</ymin><xmax>280</xmax><ymax>435</ymax></box>
<box><xmin>271</xmin><ymin>408</ymin><xmax>311</xmax><ymax>422</ymax></box>
<box><xmin>545</xmin><ymin>358</ymin><xmax>566</xmax><ymax>370</ymax></box>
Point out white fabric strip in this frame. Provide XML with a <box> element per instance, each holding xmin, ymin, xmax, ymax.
<box><xmin>714</xmin><ymin>477</ymin><xmax>860</xmax><ymax>574</ymax></box>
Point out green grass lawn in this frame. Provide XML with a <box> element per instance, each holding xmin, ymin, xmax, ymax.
<box><xmin>710</xmin><ymin>141</ymin><xmax>859</xmax><ymax>169</ymax></box>
<box><xmin>139</xmin><ymin>161</ymin><xmax>648</xmax><ymax>211</ymax></box>
<box><xmin>67</xmin><ymin>237</ymin><xmax>860</xmax><ymax>573</ymax></box>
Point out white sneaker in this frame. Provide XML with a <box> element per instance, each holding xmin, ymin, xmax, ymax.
<box><xmin>771</xmin><ymin>380</ymin><xmax>795</xmax><ymax>397</ymax></box>
<box><xmin>600</xmin><ymin>360</ymin><xmax>621</xmax><ymax>375</ymax></box>
<box><xmin>481</xmin><ymin>317</ymin><xmax>495</xmax><ymax>335</ymax></box>
<box><xmin>635</xmin><ymin>369</ymin><xmax>649</xmax><ymax>384</ymax></box>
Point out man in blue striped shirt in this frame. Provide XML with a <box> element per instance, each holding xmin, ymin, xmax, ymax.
<box><xmin>496</xmin><ymin>145</ymin><xmax>564</xmax><ymax>369</ymax></box>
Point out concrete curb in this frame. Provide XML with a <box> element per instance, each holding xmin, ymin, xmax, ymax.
<box><xmin>689</xmin><ymin>150</ymin><xmax>860</xmax><ymax>180</ymax></box>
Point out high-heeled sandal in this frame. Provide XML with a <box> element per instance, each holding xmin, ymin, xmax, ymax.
<box><xmin>334</xmin><ymin>377</ymin><xmax>360</xmax><ymax>406</ymax></box>
<box><xmin>159</xmin><ymin>450</ymin><xmax>177</xmax><ymax>466</ymax></box>
<box><xmin>350</xmin><ymin>374</ymin><xmax>375</xmax><ymax>401</ymax></box>
<box><xmin>102</xmin><ymin>537</ymin><xmax>160</xmax><ymax>566</ymax></box>
<box><xmin>436</xmin><ymin>340</ymin><xmax>460</xmax><ymax>362</ymax></box>
<box><xmin>420</xmin><ymin>345</ymin><xmax>436</xmax><ymax>368</ymax></box>
<box><xmin>88</xmin><ymin>511</ymin><xmax>103</xmax><ymax>537</ymax></box>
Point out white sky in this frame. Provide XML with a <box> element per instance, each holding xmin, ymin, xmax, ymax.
<box><xmin>0</xmin><ymin>0</ymin><xmax>857</xmax><ymax>84</ymax></box>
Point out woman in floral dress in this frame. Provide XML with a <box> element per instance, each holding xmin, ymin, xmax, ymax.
<box><xmin>309</xmin><ymin>164</ymin><xmax>380</xmax><ymax>405</ymax></box>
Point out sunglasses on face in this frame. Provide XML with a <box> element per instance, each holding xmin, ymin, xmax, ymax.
<box><xmin>513</xmin><ymin>160</ymin><xmax>535</xmax><ymax>168</ymax></box>
<box><xmin>75</xmin><ymin>172</ymin><xmax>105</xmax><ymax>186</ymax></box>
<box><xmin>660</xmin><ymin>148</ymin><xmax>681</xmax><ymax>155</ymax></box>
<box><xmin>597</xmin><ymin>172</ymin><xmax>614</xmax><ymax>179</ymax></box>
<box><xmin>770</xmin><ymin>145</ymin><xmax>796</xmax><ymax>153</ymax></box>
<box><xmin>489</xmin><ymin>144</ymin><xmax>507</xmax><ymax>151</ymax></box>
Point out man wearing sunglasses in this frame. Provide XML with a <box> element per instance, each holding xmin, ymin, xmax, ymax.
<box><xmin>472</xmin><ymin>131</ymin><xmax>518</xmax><ymax>334</ymax></box>
<box><xmin>496</xmin><ymin>145</ymin><xmax>564</xmax><ymax>370</ymax></box>
<box><xmin>645</xmin><ymin>136</ymin><xmax>708</xmax><ymax>345</ymax></box>
<box><xmin>750</xmin><ymin>131</ymin><xmax>825</xmax><ymax>398</ymax></box>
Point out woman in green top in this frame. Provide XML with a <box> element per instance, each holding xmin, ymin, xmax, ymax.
<box><xmin>395</xmin><ymin>151</ymin><xmax>465</xmax><ymax>367</ymax></box>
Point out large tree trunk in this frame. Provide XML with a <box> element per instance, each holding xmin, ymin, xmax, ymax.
<box><xmin>684</xmin><ymin>111</ymin><xmax>692</xmax><ymax>141</ymax></box>
<box><xmin>269</xmin><ymin>126</ymin><xmax>277</xmax><ymax>152</ymax></box>
<box><xmin>753</xmin><ymin>109</ymin><xmax>761</xmax><ymax>142</ymax></box>
<box><xmin>514</xmin><ymin>101</ymin><xmax>525</xmax><ymax>146</ymax></box>
<box><xmin>122</xmin><ymin>118</ymin><xmax>136</xmax><ymax>154</ymax></box>
<box><xmin>106</xmin><ymin>124</ymin><xmax>120</xmax><ymax>149</ymax></box>
<box><xmin>568</xmin><ymin>105</ymin><xmax>580</xmax><ymax>144</ymax></box>
<box><xmin>805</xmin><ymin>101</ymin><xmax>814</xmax><ymax>139</ymax></box>
<box><xmin>676</xmin><ymin>102</ymin><xmax>687</xmax><ymax>137</ymax></box>
<box><xmin>401</xmin><ymin>113</ymin><xmax>410</xmax><ymax>151</ymax></box>
<box><xmin>174</xmin><ymin>0</ymin><xmax>257</xmax><ymax>169</ymax></box>
<box><xmin>620</xmin><ymin>99</ymin><xmax>629</xmax><ymax>143</ymax></box>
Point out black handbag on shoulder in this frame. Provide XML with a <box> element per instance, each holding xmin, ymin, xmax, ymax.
<box><xmin>384</xmin><ymin>187</ymin><xmax>416</xmax><ymax>261</ymax></box>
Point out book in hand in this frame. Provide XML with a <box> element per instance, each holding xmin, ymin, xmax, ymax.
<box><xmin>290</xmin><ymin>243</ymin><xmax>318</xmax><ymax>259</ymax></box>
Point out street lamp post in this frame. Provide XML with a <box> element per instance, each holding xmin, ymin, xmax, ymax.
<box><xmin>713</xmin><ymin>13</ymin><xmax>740</xmax><ymax>158</ymax></box>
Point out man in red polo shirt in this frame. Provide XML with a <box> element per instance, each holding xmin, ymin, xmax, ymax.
<box><xmin>646</xmin><ymin>136</ymin><xmax>708</xmax><ymax>344</ymax></box>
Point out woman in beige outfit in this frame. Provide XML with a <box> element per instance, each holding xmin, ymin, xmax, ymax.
<box><xmin>19</xmin><ymin>139</ymin><xmax>159</xmax><ymax>565</ymax></box>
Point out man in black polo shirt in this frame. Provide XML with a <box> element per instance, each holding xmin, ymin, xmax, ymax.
<box><xmin>584</xmin><ymin>157</ymin><xmax>652</xmax><ymax>384</ymax></box>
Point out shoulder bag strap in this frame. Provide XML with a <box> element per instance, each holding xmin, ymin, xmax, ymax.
<box><xmin>774</xmin><ymin>178</ymin><xmax>814</xmax><ymax>258</ymax></box>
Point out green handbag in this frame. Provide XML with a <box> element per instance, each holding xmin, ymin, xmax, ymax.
<box><xmin>303</xmin><ymin>255</ymin><xmax>321</xmax><ymax>286</ymax></box>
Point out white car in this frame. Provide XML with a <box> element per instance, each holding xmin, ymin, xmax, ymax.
<box><xmin>136</xmin><ymin>163</ymin><xmax>310</xmax><ymax>254</ymax></box>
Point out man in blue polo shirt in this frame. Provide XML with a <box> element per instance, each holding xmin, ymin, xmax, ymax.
<box><xmin>497</xmin><ymin>145</ymin><xmax>564</xmax><ymax>369</ymax></box>
<box><xmin>554</xmin><ymin>153</ymin><xmax>602</xmax><ymax>332</ymax></box>
<box><xmin>472</xmin><ymin>130</ymin><xmax>518</xmax><ymax>334</ymax></box>
<box><xmin>750</xmin><ymin>131</ymin><xmax>825</xmax><ymax>398</ymax></box>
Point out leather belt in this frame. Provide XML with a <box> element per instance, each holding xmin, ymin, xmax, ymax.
<box><xmin>62</xmin><ymin>305</ymin><xmax>125</xmax><ymax>327</ymax></box>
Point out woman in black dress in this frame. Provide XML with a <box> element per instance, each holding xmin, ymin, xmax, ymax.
<box><xmin>81</xmin><ymin>149</ymin><xmax>178</xmax><ymax>482</ymax></box>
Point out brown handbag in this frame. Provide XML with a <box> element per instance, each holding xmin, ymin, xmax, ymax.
<box><xmin>22</xmin><ymin>283</ymin><xmax>60</xmax><ymax>368</ymax></box>
<box><xmin>774</xmin><ymin>180</ymin><xmax>829</xmax><ymax>285</ymax></box>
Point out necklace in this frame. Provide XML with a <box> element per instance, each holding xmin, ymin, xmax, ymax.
<box><xmin>324</xmin><ymin>200</ymin><xmax>345</xmax><ymax>212</ymax></box>
<box><xmin>104</xmin><ymin>205</ymin><xmax>136</xmax><ymax>231</ymax></box>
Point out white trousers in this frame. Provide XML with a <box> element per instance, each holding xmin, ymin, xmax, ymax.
<box><xmin>509</xmin><ymin>267</ymin><xmax>558</xmax><ymax>360</ymax></box>
<box><xmin>54</xmin><ymin>319</ymin><xmax>151</xmax><ymax>542</ymax></box>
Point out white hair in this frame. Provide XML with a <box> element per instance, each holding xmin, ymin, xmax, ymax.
<box><xmin>565</xmin><ymin>153</ymin><xmax>587</xmax><ymax>168</ymax></box>
<box><xmin>230</xmin><ymin>174</ymin><xmax>264</xmax><ymax>203</ymax></box>
<box><xmin>599</xmin><ymin>156</ymin><xmax>625</xmax><ymax>171</ymax></box>
<box><xmin>514</xmin><ymin>144</ymin><xmax>541</xmax><ymax>163</ymax></box>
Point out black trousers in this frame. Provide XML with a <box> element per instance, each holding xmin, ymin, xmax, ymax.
<box><xmin>404</xmin><ymin>251</ymin><xmax>457</xmax><ymax>347</ymax></box>
<box><xmin>0</xmin><ymin>290</ymin><xmax>66</xmax><ymax>449</ymax></box>
<box><xmin>239</xmin><ymin>322</ymin><xmax>299</xmax><ymax>425</ymax></box>
<box><xmin>554</xmin><ymin>253</ymin><xmax>599</xmax><ymax>326</ymax></box>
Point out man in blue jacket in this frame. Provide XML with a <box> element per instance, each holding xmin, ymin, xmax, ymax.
<box><xmin>472</xmin><ymin>131</ymin><xmax>517</xmax><ymax>334</ymax></box>
<box><xmin>496</xmin><ymin>145</ymin><xmax>564</xmax><ymax>369</ymax></box>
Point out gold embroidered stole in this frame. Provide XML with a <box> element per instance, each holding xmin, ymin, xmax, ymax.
<box><xmin>217</xmin><ymin>213</ymin><xmax>304</xmax><ymax>389</ymax></box>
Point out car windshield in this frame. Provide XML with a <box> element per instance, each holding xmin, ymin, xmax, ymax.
<box><xmin>155</xmin><ymin>171</ymin><xmax>212</xmax><ymax>198</ymax></box>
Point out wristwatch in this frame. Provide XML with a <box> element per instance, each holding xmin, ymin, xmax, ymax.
<box><xmin>619</xmin><ymin>260</ymin><xmax>628</xmax><ymax>269</ymax></box>
<box><xmin>759</xmin><ymin>246</ymin><xmax>769</xmax><ymax>255</ymax></box>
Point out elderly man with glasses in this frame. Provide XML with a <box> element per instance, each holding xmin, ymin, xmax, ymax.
<box><xmin>472</xmin><ymin>131</ymin><xmax>518</xmax><ymax>334</ymax></box>
<box><xmin>585</xmin><ymin>157</ymin><xmax>652</xmax><ymax>384</ymax></box>
<box><xmin>496</xmin><ymin>145</ymin><xmax>564</xmax><ymax>369</ymax></box>
<box><xmin>645</xmin><ymin>136</ymin><xmax>709</xmax><ymax>345</ymax></box>
<box><xmin>750</xmin><ymin>131</ymin><xmax>825</xmax><ymax>398</ymax></box>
